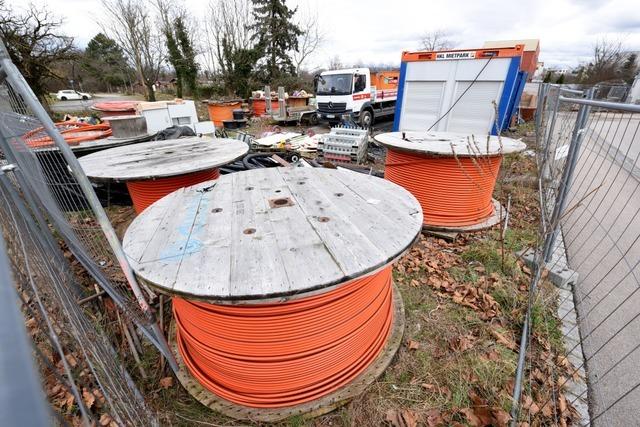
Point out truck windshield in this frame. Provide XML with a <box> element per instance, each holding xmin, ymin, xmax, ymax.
<box><xmin>317</xmin><ymin>74</ymin><xmax>353</xmax><ymax>95</ymax></box>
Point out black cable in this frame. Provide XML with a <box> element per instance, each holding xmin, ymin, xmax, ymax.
<box><xmin>427</xmin><ymin>54</ymin><xmax>495</xmax><ymax>131</ymax></box>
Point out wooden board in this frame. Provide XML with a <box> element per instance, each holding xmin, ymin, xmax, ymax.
<box><xmin>123</xmin><ymin>168</ymin><xmax>422</xmax><ymax>302</ymax></box>
<box><xmin>374</xmin><ymin>131</ymin><xmax>526</xmax><ymax>156</ymax></box>
<box><xmin>78</xmin><ymin>137</ymin><xmax>248</xmax><ymax>182</ymax></box>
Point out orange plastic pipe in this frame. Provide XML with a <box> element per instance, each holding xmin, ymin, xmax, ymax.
<box><xmin>23</xmin><ymin>122</ymin><xmax>112</xmax><ymax>148</ymax></box>
<box><xmin>126</xmin><ymin>169</ymin><xmax>220</xmax><ymax>214</ymax></box>
<box><xmin>173</xmin><ymin>265</ymin><xmax>394</xmax><ymax>408</ymax></box>
<box><xmin>384</xmin><ymin>149</ymin><xmax>501</xmax><ymax>227</ymax></box>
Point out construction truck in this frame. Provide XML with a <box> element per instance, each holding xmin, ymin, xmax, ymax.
<box><xmin>314</xmin><ymin>68</ymin><xmax>399</xmax><ymax>127</ymax></box>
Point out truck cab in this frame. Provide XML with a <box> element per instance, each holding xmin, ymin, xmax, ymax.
<box><xmin>315</xmin><ymin>68</ymin><xmax>398</xmax><ymax>127</ymax></box>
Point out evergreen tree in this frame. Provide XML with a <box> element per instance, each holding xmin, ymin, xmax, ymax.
<box><xmin>175</xmin><ymin>18</ymin><xmax>198</xmax><ymax>96</ymax></box>
<box><xmin>161</xmin><ymin>13</ymin><xmax>199</xmax><ymax>98</ymax></box>
<box><xmin>556</xmin><ymin>74</ymin><xmax>565</xmax><ymax>84</ymax></box>
<box><xmin>163</xmin><ymin>26</ymin><xmax>184</xmax><ymax>97</ymax></box>
<box><xmin>543</xmin><ymin>71</ymin><xmax>552</xmax><ymax>83</ymax></box>
<box><xmin>83</xmin><ymin>33</ymin><xmax>133</xmax><ymax>92</ymax></box>
<box><xmin>250</xmin><ymin>0</ymin><xmax>302</xmax><ymax>82</ymax></box>
<box><xmin>222</xmin><ymin>38</ymin><xmax>261</xmax><ymax>98</ymax></box>
<box><xmin>621</xmin><ymin>53</ymin><xmax>638</xmax><ymax>84</ymax></box>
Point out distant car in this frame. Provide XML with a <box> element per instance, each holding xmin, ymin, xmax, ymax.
<box><xmin>56</xmin><ymin>90</ymin><xmax>92</xmax><ymax>101</ymax></box>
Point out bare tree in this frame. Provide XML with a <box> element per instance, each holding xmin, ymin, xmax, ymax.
<box><xmin>584</xmin><ymin>37</ymin><xmax>625</xmax><ymax>84</ymax></box>
<box><xmin>420</xmin><ymin>30</ymin><xmax>455</xmax><ymax>51</ymax></box>
<box><xmin>0</xmin><ymin>3</ymin><xmax>76</xmax><ymax>103</ymax></box>
<box><xmin>204</xmin><ymin>0</ymin><xmax>254</xmax><ymax>75</ymax></box>
<box><xmin>328</xmin><ymin>55</ymin><xmax>342</xmax><ymax>70</ymax></box>
<box><xmin>101</xmin><ymin>0</ymin><xmax>164</xmax><ymax>101</ymax></box>
<box><xmin>292</xmin><ymin>6</ymin><xmax>324</xmax><ymax>75</ymax></box>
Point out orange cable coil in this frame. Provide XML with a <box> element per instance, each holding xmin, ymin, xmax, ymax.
<box><xmin>126</xmin><ymin>168</ymin><xmax>220</xmax><ymax>214</ymax></box>
<box><xmin>384</xmin><ymin>149</ymin><xmax>501</xmax><ymax>227</ymax></box>
<box><xmin>23</xmin><ymin>121</ymin><xmax>112</xmax><ymax>148</ymax></box>
<box><xmin>173</xmin><ymin>265</ymin><xmax>394</xmax><ymax>408</ymax></box>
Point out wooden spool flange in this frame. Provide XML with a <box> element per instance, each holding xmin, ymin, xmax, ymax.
<box><xmin>78</xmin><ymin>136</ymin><xmax>248</xmax><ymax>183</ymax></box>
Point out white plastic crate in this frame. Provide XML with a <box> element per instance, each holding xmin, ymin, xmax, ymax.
<box><xmin>318</xmin><ymin>126</ymin><xmax>368</xmax><ymax>164</ymax></box>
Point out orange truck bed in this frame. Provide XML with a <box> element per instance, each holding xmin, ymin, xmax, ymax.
<box><xmin>371</xmin><ymin>71</ymin><xmax>399</xmax><ymax>90</ymax></box>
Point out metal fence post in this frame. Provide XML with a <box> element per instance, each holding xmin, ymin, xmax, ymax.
<box><xmin>535</xmin><ymin>83</ymin><xmax>548</xmax><ymax>138</ymax></box>
<box><xmin>543</xmin><ymin>88</ymin><xmax>595</xmax><ymax>262</ymax></box>
<box><xmin>0</xmin><ymin>41</ymin><xmax>178</xmax><ymax>371</ymax></box>
<box><xmin>541</xmin><ymin>87</ymin><xmax>561</xmax><ymax>169</ymax></box>
<box><xmin>0</xmin><ymin>235</ymin><xmax>50</xmax><ymax>427</ymax></box>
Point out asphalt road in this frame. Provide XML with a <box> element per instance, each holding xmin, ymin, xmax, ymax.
<box><xmin>49</xmin><ymin>93</ymin><xmax>141</xmax><ymax>114</ymax></box>
<box><xmin>560</xmin><ymin>113</ymin><xmax>640</xmax><ymax>426</ymax></box>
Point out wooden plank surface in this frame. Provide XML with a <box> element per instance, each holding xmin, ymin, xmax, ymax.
<box><xmin>374</xmin><ymin>131</ymin><xmax>526</xmax><ymax>156</ymax></box>
<box><xmin>123</xmin><ymin>168</ymin><xmax>422</xmax><ymax>302</ymax></box>
<box><xmin>78</xmin><ymin>137</ymin><xmax>248</xmax><ymax>182</ymax></box>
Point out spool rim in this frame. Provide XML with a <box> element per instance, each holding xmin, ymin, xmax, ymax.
<box><xmin>168</xmin><ymin>282</ymin><xmax>406</xmax><ymax>422</ymax></box>
<box><xmin>78</xmin><ymin>137</ymin><xmax>248</xmax><ymax>182</ymax></box>
<box><xmin>123</xmin><ymin>168</ymin><xmax>423</xmax><ymax>303</ymax></box>
<box><xmin>422</xmin><ymin>198</ymin><xmax>505</xmax><ymax>232</ymax></box>
<box><xmin>374</xmin><ymin>131</ymin><xmax>527</xmax><ymax>157</ymax></box>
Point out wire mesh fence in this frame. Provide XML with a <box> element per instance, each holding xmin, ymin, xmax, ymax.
<box><xmin>0</xmin><ymin>170</ymin><xmax>157</xmax><ymax>425</ymax></box>
<box><xmin>0</xmin><ymin>41</ymin><xmax>173</xmax><ymax>425</ymax></box>
<box><xmin>511</xmin><ymin>83</ymin><xmax>640</xmax><ymax>426</ymax></box>
<box><xmin>0</xmin><ymin>41</ymin><xmax>174</xmax><ymax>364</ymax></box>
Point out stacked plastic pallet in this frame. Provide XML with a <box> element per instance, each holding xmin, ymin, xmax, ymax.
<box><xmin>318</xmin><ymin>126</ymin><xmax>368</xmax><ymax>164</ymax></box>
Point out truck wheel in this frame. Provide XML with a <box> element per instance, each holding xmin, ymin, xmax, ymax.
<box><xmin>82</xmin><ymin>95</ymin><xmax>89</xmax><ymax>100</ymax></box>
<box><xmin>308</xmin><ymin>113</ymin><xmax>319</xmax><ymax>126</ymax></box>
<box><xmin>359</xmin><ymin>110</ymin><xmax>373</xmax><ymax>127</ymax></box>
<box><xmin>60</xmin><ymin>96</ymin><xmax>67</xmax><ymax>101</ymax></box>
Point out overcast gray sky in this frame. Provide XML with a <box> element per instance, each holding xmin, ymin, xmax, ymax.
<box><xmin>41</xmin><ymin>0</ymin><xmax>640</xmax><ymax>70</ymax></box>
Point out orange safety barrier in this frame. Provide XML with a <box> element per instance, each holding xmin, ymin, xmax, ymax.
<box><xmin>173</xmin><ymin>265</ymin><xmax>394</xmax><ymax>408</ymax></box>
<box><xmin>126</xmin><ymin>168</ymin><xmax>220</xmax><ymax>214</ymax></box>
<box><xmin>385</xmin><ymin>149</ymin><xmax>501</xmax><ymax>227</ymax></box>
<box><xmin>23</xmin><ymin>122</ymin><xmax>112</xmax><ymax>148</ymax></box>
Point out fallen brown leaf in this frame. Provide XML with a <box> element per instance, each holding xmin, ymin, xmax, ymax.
<box><xmin>407</xmin><ymin>340</ymin><xmax>420</xmax><ymax>350</ymax></box>
<box><xmin>385</xmin><ymin>409</ymin><xmax>418</xmax><ymax>427</ymax></box>
<box><xmin>82</xmin><ymin>388</ymin><xmax>95</xmax><ymax>409</ymax></box>
<box><xmin>159</xmin><ymin>376</ymin><xmax>173</xmax><ymax>389</ymax></box>
<box><xmin>425</xmin><ymin>408</ymin><xmax>444</xmax><ymax>427</ymax></box>
<box><xmin>490</xmin><ymin>328</ymin><xmax>518</xmax><ymax>351</ymax></box>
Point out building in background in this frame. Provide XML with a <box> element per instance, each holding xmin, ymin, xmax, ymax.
<box><xmin>483</xmin><ymin>39</ymin><xmax>540</xmax><ymax>81</ymax></box>
<box><xmin>629</xmin><ymin>73</ymin><xmax>640</xmax><ymax>104</ymax></box>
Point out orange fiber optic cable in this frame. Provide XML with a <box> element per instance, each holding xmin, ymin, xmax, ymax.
<box><xmin>384</xmin><ymin>149</ymin><xmax>501</xmax><ymax>227</ymax></box>
<box><xmin>173</xmin><ymin>265</ymin><xmax>394</xmax><ymax>408</ymax></box>
<box><xmin>126</xmin><ymin>169</ymin><xmax>220</xmax><ymax>214</ymax></box>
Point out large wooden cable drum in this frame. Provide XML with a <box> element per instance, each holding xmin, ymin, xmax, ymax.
<box><xmin>122</xmin><ymin>168</ymin><xmax>422</xmax><ymax>420</ymax></box>
<box><xmin>375</xmin><ymin>131</ymin><xmax>526</xmax><ymax>229</ymax></box>
<box><xmin>78</xmin><ymin>137</ymin><xmax>248</xmax><ymax>213</ymax></box>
